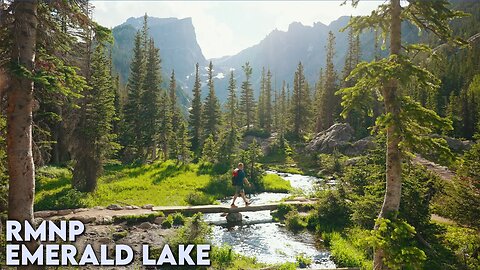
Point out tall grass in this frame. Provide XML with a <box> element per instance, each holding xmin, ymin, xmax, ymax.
<box><xmin>262</xmin><ymin>174</ymin><xmax>292</xmax><ymax>192</ymax></box>
<box><xmin>35</xmin><ymin>160</ymin><xmax>218</xmax><ymax>210</ymax></box>
<box><xmin>35</xmin><ymin>160</ymin><xmax>293</xmax><ymax>211</ymax></box>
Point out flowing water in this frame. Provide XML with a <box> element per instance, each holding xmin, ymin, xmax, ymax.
<box><xmin>204</xmin><ymin>171</ymin><xmax>336</xmax><ymax>268</ymax></box>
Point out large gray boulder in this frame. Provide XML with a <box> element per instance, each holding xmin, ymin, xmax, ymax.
<box><xmin>344</xmin><ymin>136</ymin><xmax>377</xmax><ymax>156</ymax></box>
<box><xmin>307</xmin><ymin>123</ymin><xmax>354</xmax><ymax>153</ymax></box>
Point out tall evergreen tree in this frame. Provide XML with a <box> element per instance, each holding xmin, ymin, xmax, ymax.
<box><xmin>342</xmin><ymin>29</ymin><xmax>372</xmax><ymax>138</ymax></box>
<box><xmin>73</xmin><ymin>35</ymin><xmax>116</xmax><ymax>192</ymax></box>
<box><xmin>278</xmin><ymin>81</ymin><xmax>288</xmax><ymax>139</ymax></box>
<box><xmin>2</xmin><ymin>0</ymin><xmax>93</xmax><ymax>250</ymax></box>
<box><xmin>141</xmin><ymin>13</ymin><xmax>149</xmax><ymax>54</ymax></box>
<box><xmin>240</xmin><ymin>62</ymin><xmax>256</xmax><ymax>130</ymax></box>
<box><xmin>121</xmin><ymin>30</ymin><xmax>145</xmax><ymax>160</ymax></box>
<box><xmin>257</xmin><ymin>67</ymin><xmax>266</xmax><ymax>129</ymax></box>
<box><xmin>316</xmin><ymin>31</ymin><xmax>340</xmax><ymax>132</ymax></box>
<box><xmin>343</xmin><ymin>1</ymin><xmax>464</xmax><ymax>267</ymax></box>
<box><xmin>168</xmin><ymin>70</ymin><xmax>183</xmax><ymax>158</ymax></box>
<box><xmin>218</xmin><ymin>70</ymin><xmax>240</xmax><ymax>165</ymax></box>
<box><xmin>3</xmin><ymin>0</ymin><xmax>38</xmax><ymax>229</ymax></box>
<box><xmin>314</xmin><ymin>69</ymin><xmax>325</xmax><ymax>123</ymax></box>
<box><xmin>447</xmin><ymin>74</ymin><xmax>480</xmax><ymax>139</ymax></box>
<box><xmin>139</xmin><ymin>38</ymin><xmax>162</xmax><ymax>160</ymax></box>
<box><xmin>176</xmin><ymin>120</ymin><xmax>192</xmax><ymax>164</ymax></box>
<box><xmin>201</xmin><ymin>134</ymin><xmax>218</xmax><ymax>164</ymax></box>
<box><xmin>202</xmin><ymin>61</ymin><xmax>221</xmax><ymax>140</ymax></box>
<box><xmin>157</xmin><ymin>90</ymin><xmax>172</xmax><ymax>160</ymax></box>
<box><xmin>226</xmin><ymin>70</ymin><xmax>238</xmax><ymax>128</ymax></box>
<box><xmin>290</xmin><ymin>62</ymin><xmax>309</xmax><ymax>138</ymax></box>
<box><xmin>273</xmin><ymin>84</ymin><xmax>278</xmax><ymax>132</ymax></box>
<box><xmin>188</xmin><ymin>63</ymin><xmax>202</xmax><ymax>156</ymax></box>
<box><xmin>265</xmin><ymin>69</ymin><xmax>273</xmax><ymax>132</ymax></box>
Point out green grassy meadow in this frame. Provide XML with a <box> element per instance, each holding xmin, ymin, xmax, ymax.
<box><xmin>34</xmin><ymin>160</ymin><xmax>292</xmax><ymax>211</ymax></box>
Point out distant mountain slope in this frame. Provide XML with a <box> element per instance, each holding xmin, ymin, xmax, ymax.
<box><xmin>112</xmin><ymin>16</ymin><xmax>207</xmax><ymax>86</ymax></box>
<box><xmin>113</xmin><ymin>4</ymin><xmax>480</xmax><ymax>104</ymax></box>
<box><xmin>211</xmin><ymin>15</ymin><xmax>425</xmax><ymax>99</ymax></box>
<box><xmin>111</xmin><ymin>16</ymin><xmax>208</xmax><ymax>112</ymax></box>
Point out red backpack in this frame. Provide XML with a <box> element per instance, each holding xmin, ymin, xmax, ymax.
<box><xmin>232</xmin><ymin>168</ymin><xmax>239</xmax><ymax>185</ymax></box>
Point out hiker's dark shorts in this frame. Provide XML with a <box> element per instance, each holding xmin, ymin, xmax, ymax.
<box><xmin>234</xmin><ymin>185</ymin><xmax>244</xmax><ymax>194</ymax></box>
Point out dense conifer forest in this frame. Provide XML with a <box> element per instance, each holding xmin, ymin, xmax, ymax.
<box><xmin>0</xmin><ymin>0</ymin><xmax>479</xmax><ymax>269</ymax></box>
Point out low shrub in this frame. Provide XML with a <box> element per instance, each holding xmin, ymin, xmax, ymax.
<box><xmin>442</xmin><ymin>224</ymin><xmax>480</xmax><ymax>269</ymax></box>
<box><xmin>317</xmin><ymin>152</ymin><xmax>344</xmax><ymax>175</ymax></box>
<box><xmin>271</xmin><ymin>203</ymin><xmax>295</xmax><ymax>221</ymax></box>
<box><xmin>310</xmin><ymin>190</ymin><xmax>351</xmax><ymax>232</ymax></box>
<box><xmin>285</xmin><ymin>210</ymin><xmax>307</xmax><ymax>232</ymax></box>
<box><xmin>211</xmin><ymin>245</ymin><xmax>235</xmax><ymax>269</ymax></box>
<box><xmin>295</xmin><ymin>253</ymin><xmax>313</xmax><ymax>268</ymax></box>
<box><xmin>171</xmin><ymin>212</ymin><xmax>186</xmax><ymax>226</ymax></box>
<box><xmin>161</xmin><ymin>215</ymin><xmax>173</xmax><ymax>228</ymax></box>
<box><xmin>368</xmin><ymin>218</ymin><xmax>426</xmax><ymax>270</ymax></box>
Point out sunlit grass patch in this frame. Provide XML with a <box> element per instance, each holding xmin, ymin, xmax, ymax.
<box><xmin>85</xmin><ymin>160</ymin><xmax>212</xmax><ymax>207</ymax></box>
<box><xmin>262</xmin><ymin>174</ymin><xmax>292</xmax><ymax>193</ymax></box>
<box><xmin>35</xmin><ymin>160</ymin><xmax>216</xmax><ymax>210</ymax></box>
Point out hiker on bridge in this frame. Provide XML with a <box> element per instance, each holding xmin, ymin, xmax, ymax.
<box><xmin>231</xmin><ymin>163</ymin><xmax>251</xmax><ymax>208</ymax></box>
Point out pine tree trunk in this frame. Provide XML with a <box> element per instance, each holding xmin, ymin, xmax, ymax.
<box><xmin>7</xmin><ymin>1</ymin><xmax>42</xmax><ymax>268</ymax></box>
<box><xmin>374</xmin><ymin>0</ymin><xmax>402</xmax><ymax>269</ymax></box>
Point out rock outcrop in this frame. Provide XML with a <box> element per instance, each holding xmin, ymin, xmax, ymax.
<box><xmin>307</xmin><ymin>123</ymin><xmax>354</xmax><ymax>153</ymax></box>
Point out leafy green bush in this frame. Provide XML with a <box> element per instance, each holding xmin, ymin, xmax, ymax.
<box><xmin>35</xmin><ymin>188</ymin><xmax>87</xmax><ymax>211</ymax></box>
<box><xmin>295</xmin><ymin>253</ymin><xmax>313</xmax><ymax>268</ymax></box>
<box><xmin>212</xmin><ymin>162</ymin><xmax>231</xmax><ymax>175</ymax></box>
<box><xmin>112</xmin><ymin>231</ymin><xmax>128</xmax><ymax>240</ymax></box>
<box><xmin>197</xmin><ymin>161</ymin><xmax>214</xmax><ymax>175</ymax></box>
<box><xmin>318</xmin><ymin>151</ymin><xmax>344</xmax><ymax>175</ymax></box>
<box><xmin>285</xmin><ymin>210</ymin><xmax>307</xmax><ymax>232</ymax></box>
<box><xmin>367</xmin><ymin>218</ymin><xmax>426</xmax><ymax>270</ymax></box>
<box><xmin>161</xmin><ymin>215</ymin><xmax>173</xmax><ymax>228</ymax></box>
<box><xmin>163</xmin><ymin>214</ymin><xmax>212</xmax><ymax>270</ymax></box>
<box><xmin>442</xmin><ymin>224</ymin><xmax>480</xmax><ymax>269</ymax></box>
<box><xmin>211</xmin><ymin>245</ymin><xmax>234</xmax><ymax>269</ymax></box>
<box><xmin>171</xmin><ymin>212</ymin><xmax>186</xmax><ymax>226</ymax></box>
<box><xmin>310</xmin><ymin>190</ymin><xmax>351</xmax><ymax>232</ymax></box>
<box><xmin>271</xmin><ymin>203</ymin><xmax>295</xmax><ymax>221</ymax></box>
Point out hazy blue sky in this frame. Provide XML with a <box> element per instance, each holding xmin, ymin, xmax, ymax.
<box><xmin>92</xmin><ymin>1</ymin><xmax>383</xmax><ymax>59</ymax></box>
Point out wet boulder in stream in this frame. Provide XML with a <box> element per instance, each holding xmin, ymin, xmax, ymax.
<box><xmin>226</xmin><ymin>212</ymin><xmax>242</xmax><ymax>224</ymax></box>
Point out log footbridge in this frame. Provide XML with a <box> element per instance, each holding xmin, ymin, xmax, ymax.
<box><xmin>152</xmin><ymin>200</ymin><xmax>314</xmax><ymax>215</ymax></box>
